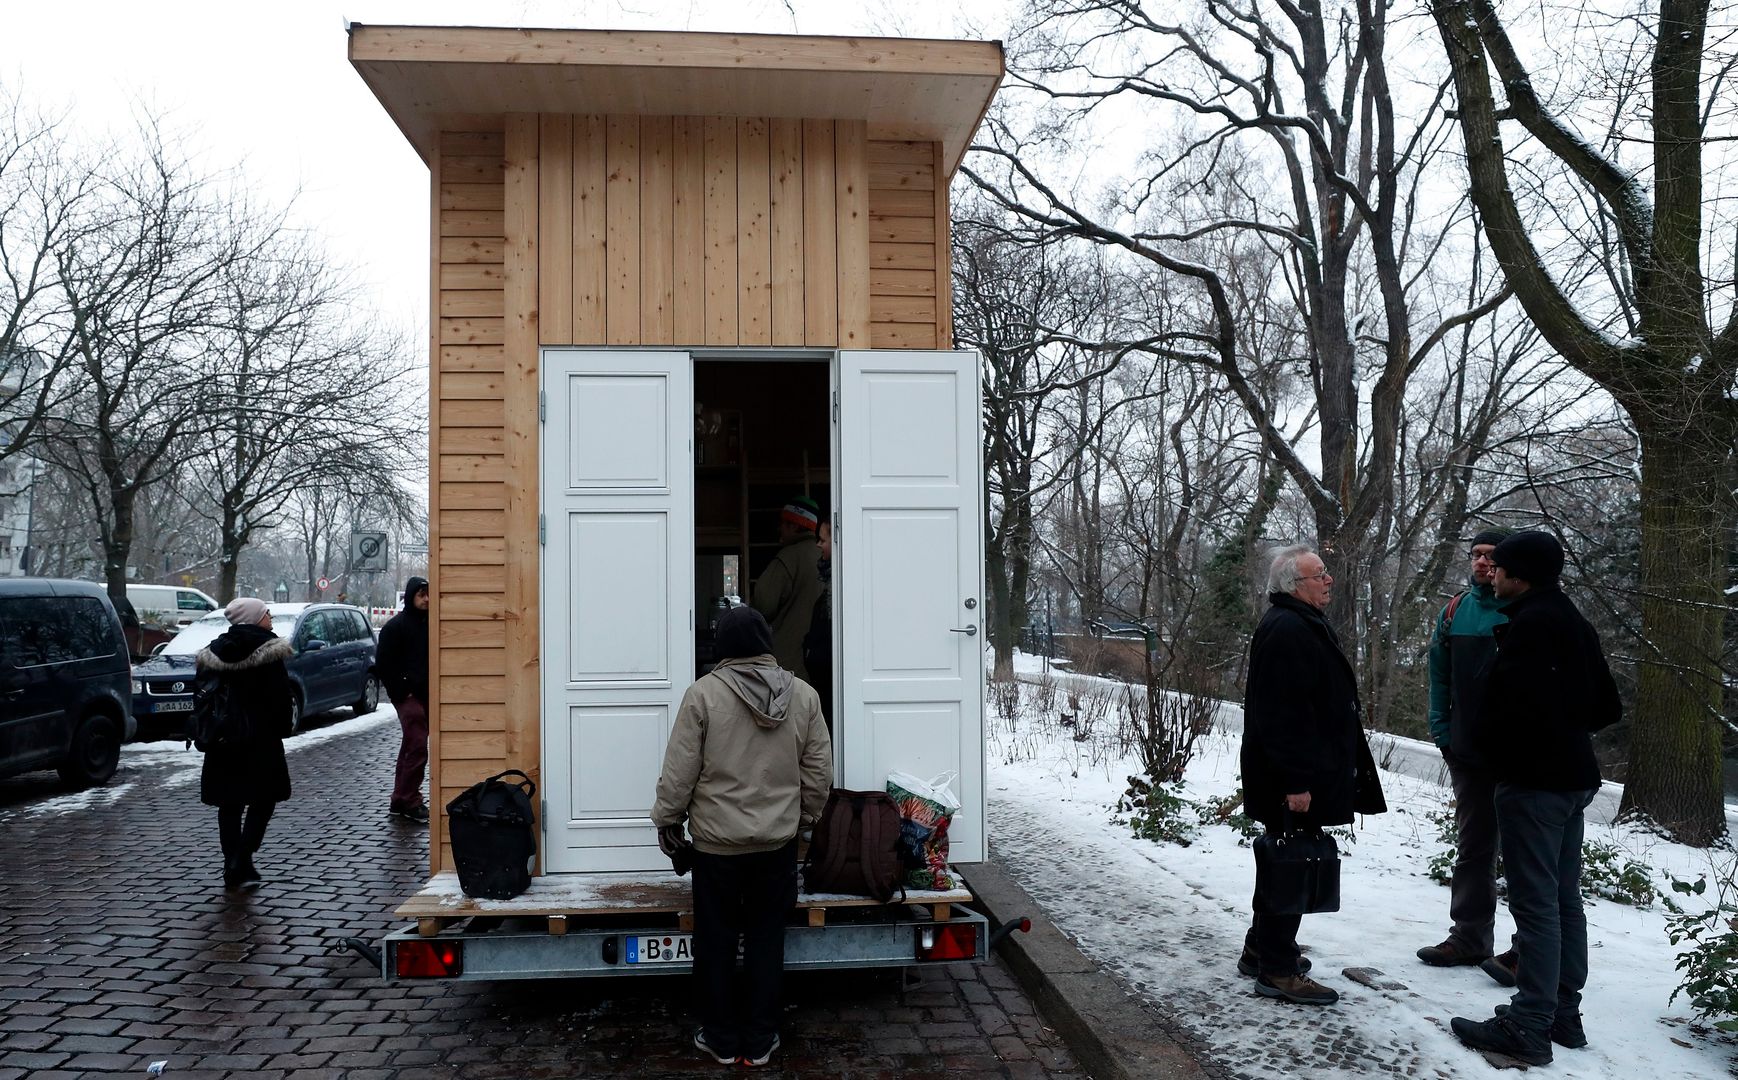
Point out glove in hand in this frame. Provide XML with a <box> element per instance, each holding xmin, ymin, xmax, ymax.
<box><xmin>657</xmin><ymin>823</ymin><xmax>687</xmax><ymax>856</ymax></box>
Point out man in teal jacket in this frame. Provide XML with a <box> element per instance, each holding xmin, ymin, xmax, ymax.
<box><xmin>1417</xmin><ymin>527</ymin><xmax>1518</xmax><ymax>986</ymax></box>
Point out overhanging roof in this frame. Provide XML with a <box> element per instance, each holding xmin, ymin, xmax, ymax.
<box><xmin>348</xmin><ymin>24</ymin><xmax>1004</xmax><ymax>176</ymax></box>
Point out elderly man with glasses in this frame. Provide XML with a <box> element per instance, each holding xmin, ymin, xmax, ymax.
<box><xmin>1237</xmin><ymin>544</ymin><xmax>1387</xmax><ymax>1005</ymax></box>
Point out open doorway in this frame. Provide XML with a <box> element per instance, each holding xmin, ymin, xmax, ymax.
<box><xmin>692</xmin><ymin>359</ymin><xmax>832</xmax><ymax>721</ymax></box>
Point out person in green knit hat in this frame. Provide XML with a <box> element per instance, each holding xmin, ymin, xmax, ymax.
<box><xmin>1417</xmin><ymin>526</ymin><xmax>1519</xmax><ymax>986</ymax></box>
<box><xmin>750</xmin><ymin>495</ymin><xmax>824</xmax><ymax>682</ymax></box>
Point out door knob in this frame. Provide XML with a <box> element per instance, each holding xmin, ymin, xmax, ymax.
<box><xmin>949</xmin><ymin>626</ymin><xmax>978</xmax><ymax>637</ymax></box>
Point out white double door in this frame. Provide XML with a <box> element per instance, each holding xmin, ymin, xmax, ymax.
<box><xmin>541</xmin><ymin>348</ymin><xmax>984</xmax><ymax>872</ymax></box>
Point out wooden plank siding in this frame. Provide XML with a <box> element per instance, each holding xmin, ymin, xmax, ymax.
<box><xmin>426</xmin><ymin>118</ymin><xmax>955</xmax><ymax>878</ymax></box>
<box><xmin>532</xmin><ymin>116</ymin><xmax>948</xmax><ymax>352</ymax></box>
<box><xmin>431</xmin><ymin>123</ymin><xmax>511</xmax><ymax>875</ymax></box>
<box><xmin>867</xmin><ymin>139</ymin><xmax>944</xmax><ymax>350</ymax></box>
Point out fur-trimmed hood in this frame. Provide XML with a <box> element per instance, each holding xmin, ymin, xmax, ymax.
<box><xmin>196</xmin><ymin>631</ymin><xmax>294</xmax><ymax>672</ymax></box>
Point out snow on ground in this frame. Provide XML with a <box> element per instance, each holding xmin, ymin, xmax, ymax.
<box><xmin>6</xmin><ymin>704</ymin><xmax>398</xmax><ymax>819</ymax></box>
<box><xmin>989</xmin><ymin>654</ymin><xmax>1738</xmax><ymax>1078</ymax></box>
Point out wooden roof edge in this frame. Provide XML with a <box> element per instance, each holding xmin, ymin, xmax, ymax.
<box><xmin>346</xmin><ymin>23</ymin><xmax>1005</xmax><ymax>78</ymax></box>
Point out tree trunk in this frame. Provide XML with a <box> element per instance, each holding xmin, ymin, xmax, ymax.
<box><xmin>987</xmin><ymin>544</ymin><xmax>1015</xmax><ymax>676</ymax></box>
<box><xmin>1618</xmin><ymin>427</ymin><xmax>1728</xmax><ymax>844</ymax></box>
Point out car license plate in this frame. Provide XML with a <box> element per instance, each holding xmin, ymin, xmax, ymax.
<box><xmin>625</xmin><ymin>934</ymin><xmax>692</xmax><ymax>964</ymax></box>
<box><xmin>155</xmin><ymin>700</ymin><xmax>194</xmax><ymax>712</ymax></box>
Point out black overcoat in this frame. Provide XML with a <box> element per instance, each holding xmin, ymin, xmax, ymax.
<box><xmin>1239</xmin><ymin>593</ymin><xmax>1387</xmax><ymax>829</ymax></box>
<box><xmin>1474</xmin><ymin>586</ymin><xmax>1621</xmax><ymax>792</ymax></box>
<box><xmin>195</xmin><ymin>624</ymin><xmax>295</xmax><ymax>807</ymax></box>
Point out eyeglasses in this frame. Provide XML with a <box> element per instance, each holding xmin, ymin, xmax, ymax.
<box><xmin>1299</xmin><ymin>571</ymin><xmax>1332</xmax><ymax>583</ymax></box>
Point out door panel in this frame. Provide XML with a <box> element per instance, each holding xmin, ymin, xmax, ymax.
<box><xmin>837</xmin><ymin>350</ymin><xmax>985</xmax><ymax>863</ymax></box>
<box><xmin>542</xmin><ymin>350</ymin><xmax>694</xmax><ymax>872</ymax></box>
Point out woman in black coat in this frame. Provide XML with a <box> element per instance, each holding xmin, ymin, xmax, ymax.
<box><xmin>195</xmin><ymin>597</ymin><xmax>295</xmax><ymax>890</ymax></box>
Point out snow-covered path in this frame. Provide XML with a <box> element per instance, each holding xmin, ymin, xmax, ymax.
<box><xmin>988</xmin><ymin>659</ymin><xmax>1737</xmax><ymax>1079</ymax></box>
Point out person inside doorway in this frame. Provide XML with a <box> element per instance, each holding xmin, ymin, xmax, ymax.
<box><xmin>751</xmin><ymin>496</ymin><xmax>823</xmax><ymax>682</ymax></box>
<box><xmin>803</xmin><ymin>519</ymin><xmax>833</xmax><ymax>733</ymax></box>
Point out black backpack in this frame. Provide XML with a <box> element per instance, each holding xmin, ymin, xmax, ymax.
<box><xmin>803</xmin><ymin>788</ymin><xmax>906</xmax><ymax>903</ymax></box>
<box><xmin>447</xmin><ymin>770</ymin><xmax>538</xmax><ymax>900</ymax></box>
<box><xmin>188</xmin><ymin>670</ymin><xmax>249</xmax><ymax>751</ymax></box>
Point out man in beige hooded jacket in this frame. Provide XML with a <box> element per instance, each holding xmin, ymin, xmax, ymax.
<box><xmin>652</xmin><ymin>605</ymin><xmax>831</xmax><ymax>1068</ymax></box>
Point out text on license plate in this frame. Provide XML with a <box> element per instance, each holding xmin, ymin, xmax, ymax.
<box><xmin>625</xmin><ymin>934</ymin><xmax>692</xmax><ymax>964</ymax></box>
<box><xmin>155</xmin><ymin>700</ymin><xmax>194</xmax><ymax>712</ymax></box>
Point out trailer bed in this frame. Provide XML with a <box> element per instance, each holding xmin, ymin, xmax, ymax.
<box><xmin>382</xmin><ymin>869</ymin><xmax>986</xmax><ymax>982</ymax></box>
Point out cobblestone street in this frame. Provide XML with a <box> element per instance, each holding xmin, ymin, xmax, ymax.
<box><xmin>0</xmin><ymin>711</ymin><xmax>1085</xmax><ymax>1079</ymax></box>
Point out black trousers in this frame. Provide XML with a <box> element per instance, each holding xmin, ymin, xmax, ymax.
<box><xmin>1247</xmin><ymin>913</ymin><xmax>1305</xmax><ymax>977</ymax></box>
<box><xmin>691</xmin><ymin>840</ymin><xmax>798</xmax><ymax>1058</ymax></box>
<box><xmin>1497</xmin><ymin>785</ymin><xmax>1597</xmax><ymax>1034</ymax></box>
<box><xmin>1444</xmin><ymin>753</ymin><xmax>1503</xmax><ymax>955</ymax></box>
<box><xmin>217</xmin><ymin>803</ymin><xmax>274</xmax><ymax>860</ymax></box>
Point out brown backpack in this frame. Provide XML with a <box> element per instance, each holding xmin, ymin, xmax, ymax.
<box><xmin>803</xmin><ymin>788</ymin><xmax>906</xmax><ymax>903</ymax></box>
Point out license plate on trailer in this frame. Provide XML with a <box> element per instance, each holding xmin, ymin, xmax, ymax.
<box><xmin>625</xmin><ymin>934</ymin><xmax>692</xmax><ymax>964</ymax></box>
<box><xmin>154</xmin><ymin>700</ymin><xmax>194</xmax><ymax>712</ymax></box>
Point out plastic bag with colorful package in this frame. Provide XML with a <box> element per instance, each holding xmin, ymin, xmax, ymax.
<box><xmin>886</xmin><ymin>770</ymin><xmax>961</xmax><ymax>890</ymax></box>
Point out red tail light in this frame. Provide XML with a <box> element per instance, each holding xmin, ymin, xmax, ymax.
<box><xmin>395</xmin><ymin>940</ymin><xmax>463</xmax><ymax>978</ymax></box>
<box><xmin>916</xmin><ymin>924</ymin><xmax>978</xmax><ymax>962</ymax></box>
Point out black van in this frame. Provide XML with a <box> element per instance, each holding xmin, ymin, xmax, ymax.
<box><xmin>0</xmin><ymin>579</ymin><xmax>135</xmax><ymax>786</ymax></box>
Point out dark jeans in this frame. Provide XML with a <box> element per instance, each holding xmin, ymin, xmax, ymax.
<box><xmin>1246</xmin><ymin>914</ymin><xmax>1305</xmax><ymax>978</ymax></box>
<box><xmin>1445</xmin><ymin>753</ymin><xmax>1501</xmax><ymax>954</ymax></box>
<box><xmin>217</xmin><ymin>803</ymin><xmax>274</xmax><ymax>859</ymax></box>
<box><xmin>392</xmin><ymin>696</ymin><xmax>429</xmax><ymax>808</ymax></box>
<box><xmin>1495</xmin><ymin>784</ymin><xmax>1598</xmax><ymax>1034</ymax></box>
<box><xmin>691</xmin><ymin>841</ymin><xmax>798</xmax><ymax>1058</ymax></box>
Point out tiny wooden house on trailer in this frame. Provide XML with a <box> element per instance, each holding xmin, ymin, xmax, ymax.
<box><xmin>349</xmin><ymin>25</ymin><xmax>1002</xmax><ymax>899</ymax></box>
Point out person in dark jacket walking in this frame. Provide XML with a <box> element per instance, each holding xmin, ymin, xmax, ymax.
<box><xmin>195</xmin><ymin>597</ymin><xmax>295</xmax><ymax>891</ymax></box>
<box><xmin>376</xmin><ymin>577</ymin><xmax>431</xmax><ymax>823</ymax></box>
<box><xmin>1418</xmin><ymin>527</ymin><xmax>1521</xmax><ymax>986</ymax></box>
<box><xmin>1239</xmin><ymin>544</ymin><xmax>1387</xmax><ymax>1006</ymax></box>
<box><xmin>1450</xmin><ymin>531</ymin><xmax>1620</xmax><ymax>1065</ymax></box>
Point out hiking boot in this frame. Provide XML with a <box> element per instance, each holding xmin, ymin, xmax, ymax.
<box><xmin>1254</xmin><ymin>973</ymin><xmax>1339</xmax><ymax>1005</ymax></box>
<box><xmin>1450</xmin><ymin>1014</ymin><xmax>1552</xmax><ymax>1065</ymax></box>
<box><xmin>1237</xmin><ymin>949</ymin><xmax>1311</xmax><ymax>978</ymax></box>
<box><xmin>693</xmin><ymin>1029</ymin><xmax>735</xmax><ymax>1065</ymax></box>
<box><xmin>390</xmin><ymin>803</ymin><xmax>430</xmax><ymax>824</ymax></box>
<box><xmin>1496</xmin><ymin>1004</ymin><xmax>1588</xmax><ymax>1049</ymax></box>
<box><xmin>1480</xmin><ymin>948</ymin><xmax>1519</xmax><ymax>987</ymax></box>
<box><xmin>739</xmin><ymin>1034</ymin><xmax>780</xmax><ymax>1067</ymax></box>
<box><xmin>1417</xmin><ymin>938</ymin><xmax>1490</xmax><ymax>967</ymax></box>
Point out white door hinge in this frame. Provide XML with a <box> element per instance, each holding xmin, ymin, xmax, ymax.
<box><xmin>832</xmin><ymin>389</ymin><xmax>839</xmax><ymax>423</ymax></box>
<box><xmin>539</xmin><ymin>514</ymin><xmax>546</xmax><ymax>545</ymax></box>
<box><xmin>538</xmin><ymin>390</ymin><xmax>547</xmax><ymax>422</ymax></box>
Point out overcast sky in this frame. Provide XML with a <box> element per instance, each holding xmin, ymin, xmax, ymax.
<box><xmin>0</xmin><ymin>0</ymin><xmax>1002</xmax><ymax>350</ymax></box>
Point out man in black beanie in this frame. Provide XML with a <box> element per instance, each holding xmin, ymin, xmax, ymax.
<box><xmin>651</xmin><ymin>606</ymin><xmax>831</xmax><ymax>1067</ymax></box>
<box><xmin>1418</xmin><ymin>527</ymin><xmax>1521</xmax><ymax>984</ymax></box>
<box><xmin>1450</xmin><ymin>531</ymin><xmax>1620</xmax><ymax>1065</ymax></box>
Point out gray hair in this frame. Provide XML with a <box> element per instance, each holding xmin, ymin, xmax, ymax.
<box><xmin>1265</xmin><ymin>544</ymin><xmax>1318</xmax><ymax>595</ymax></box>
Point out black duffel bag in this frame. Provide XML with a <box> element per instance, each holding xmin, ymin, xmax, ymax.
<box><xmin>446</xmin><ymin>769</ymin><xmax>538</xmax><ymax>900</ymax></box>
<box><xmin>1253</xmin><ymin>814</ymin><xmax>1341</xmax><ymax>916</ymax></box>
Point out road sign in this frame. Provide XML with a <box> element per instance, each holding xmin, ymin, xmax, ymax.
<box><xmin>316</xmin><ymin>576</ymin><xmax>331</xmax><ymax>591</ymax></box>
<box><xmin>350</xmin><ymin>530</ymin><xmax>389</xmax><ymax>572</ymax></box>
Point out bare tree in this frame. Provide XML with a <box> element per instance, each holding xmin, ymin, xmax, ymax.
<box><xmin>0</xmin><ymin>84</ymin><xmax>97</xmax><ymax>462</ymax></box>
<box><xmin>191</xmin><ymin>212</ymin><xmax>420</xmax><ymax>600</ymax></box>
<box><xmin>954</xmin><ymin>206</ymin><xmax>1133</xmax><ymax>671</ymax></box>
<box><xmin>38</xmin><ymin>121</ymin><xmax>246</xmax><ymax>608</ymax></box>
<box><xmin>1430</xmin><ymin>0</ymin><xmax>1736</xmax><ymax>843</ymax></box>
<box><xmin>968</xmin><ymin>0</ymin><xmax>1511</xmax><ymax>657</ymax></box>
